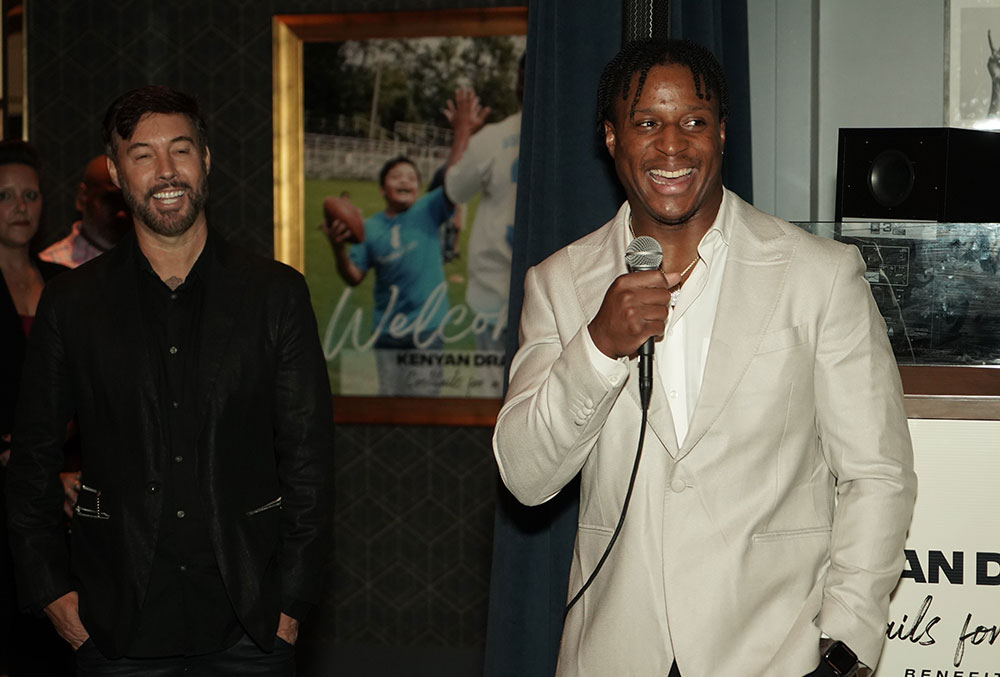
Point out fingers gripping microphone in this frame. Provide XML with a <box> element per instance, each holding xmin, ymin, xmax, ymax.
<box><xmin>624</xmin><ymin>236</ymin><xmax>663</xmax><ymax>411</ymax></box>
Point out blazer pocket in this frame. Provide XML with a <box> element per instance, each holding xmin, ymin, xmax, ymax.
<box><xmin>756</xmin><ymin>324</ymin><xmax>809</xmax><ymax>355</ymax></box>
<box><xmin>577</xmin><ymin>522</ymin><xmax>615</xmax><ymax>536</ymax></box>
<box><xmin>246</xmin><ymin>496</ymin><xmax>282</xmax><ymax>516</ymax></box>
<box><xmin>752</xmin><ymin>525</ymin><xmax>831</xmax><ymax>543</ymax></box>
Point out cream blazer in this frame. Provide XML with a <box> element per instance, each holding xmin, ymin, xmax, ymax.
<box><xmin>493</xmin><ymin>191</ymin><xmax>916</xmax><ymax>676</ymax></box>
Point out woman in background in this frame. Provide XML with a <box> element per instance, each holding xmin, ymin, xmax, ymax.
<box><xmin>0</xmin><ymin>139</ymin><xmax>74</xmax><ymax>676</ymax></box>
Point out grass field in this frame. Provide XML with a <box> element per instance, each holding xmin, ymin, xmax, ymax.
<box><xmin>303</xmin><ymin>178</ymin><xmax>481</xmax><ymax>394</ymax></box>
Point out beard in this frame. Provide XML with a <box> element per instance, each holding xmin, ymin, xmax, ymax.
<box><xmin>119</xmin><ymin>164</ymin><xmax>209</xmax><ymax>237</ymax></box>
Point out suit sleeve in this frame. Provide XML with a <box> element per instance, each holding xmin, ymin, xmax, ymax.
<box><xmin>493</xmin><ymin>262</ymin><xmax>628</xmax><ymax>506</ymax></box>
<box><xmin>271</xmin><ymin>273</ymin><xmax>335</xmax><ymax>620</ymax></box>
<box><xmin>813</xmin><ymin>245</ymin><xmax>917</xmax><ymax>668</ymax></box>
<box><xmin>6</xmin><ymin>287</ymin><xmax>75</xmax><ymax>614</ymax></box>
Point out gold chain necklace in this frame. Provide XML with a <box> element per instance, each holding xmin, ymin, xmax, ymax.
<box><xmin>629</xmin><ymin>217</ymin><xmax>699</xmax><ymax>308</ymax></box>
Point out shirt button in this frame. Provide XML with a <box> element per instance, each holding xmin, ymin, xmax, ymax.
<box><xmin>669</xmin><ymin>390</ymin><xmax>678</xmax><ymax>399</ymax></box>
<box><xmin>170</xmin><ymin>293</ymin><xmax>178</xmax><ymax>301</ymax></box>
<box><xmin>171</xmin><ymin>401</ymin><xmax>179</xmax><ymax>409</ymax></box>
<box><xmin>146</xmin><ymin>482</ymin><xmax>160</xmax><ymax>494</ymax></box>
<box><xmin>179</xmin><ymin>564</ymin><xmax>187</xmax><ymax>572</ymax></box>
<box><xmin>169</xmin><ymin>346</ymin><xmax>178</xmax><ymax>355</ymax></box>
<box><xmin>176</xmin><ymin>509</ymin><xmax>186</xmax><ymax>519</ymax></box>
<box><xmin>670</xmin><ymin>479</ymin><xmax>686</xmax><ymax>493</ymax></box>
<box><xmin>174</xmin><ymin>455</ymin><xmax>183</xmax><ymax>463</ymax></box>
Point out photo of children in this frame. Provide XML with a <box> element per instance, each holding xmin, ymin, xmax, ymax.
<box><xmin>302</xmin><ymin>35</ymin><xmax>525</xmax><ymax>398</ymax></box>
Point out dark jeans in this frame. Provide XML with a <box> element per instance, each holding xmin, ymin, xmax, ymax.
<box><xmin>75</xmin><ymin>634</ymin><xmax>295</xmax><ymax>676</ymax></box>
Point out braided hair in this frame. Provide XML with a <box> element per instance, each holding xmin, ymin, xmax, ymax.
<box><xmin>596</xmin><ymin>39</ymin><xmax>729</xmax><ymax>133</ymax></box>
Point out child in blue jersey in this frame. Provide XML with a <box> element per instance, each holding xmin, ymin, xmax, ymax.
<box><xmin>322</xmin><ymin>89</ymin><xmax>490</xmax><ymax>395</ymax></box>
<box><xmin>354</xmin><ymin>156</ymin><xmax>452</xmax><ymax>348</ymax></box>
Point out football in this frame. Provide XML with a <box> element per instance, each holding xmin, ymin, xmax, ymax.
<box><xmin>323</xmin><ymin>195</ymin><xmax>365</xmax><ymax>243</ymax></box>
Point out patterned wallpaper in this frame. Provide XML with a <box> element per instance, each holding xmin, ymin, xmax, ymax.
<box><xmin>27</xmin><ymin>1</ymin><xmax>523</xmax><ymax>671</ymax></box>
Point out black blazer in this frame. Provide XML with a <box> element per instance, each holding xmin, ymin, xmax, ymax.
<box><xmin>5</xmin><ymin>231</ymin><xmax>334</xmax><ymax>658</ymax></box>
<box><xmin>1</xmin><ymin>256</ymin><xmax>68</xmax><ymax>436</ymax></box>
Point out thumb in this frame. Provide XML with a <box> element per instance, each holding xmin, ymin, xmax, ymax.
<box><xmin>661</xmin><ymin>271</ymin><xmax>683</xmax><ymax>288</ymax></box>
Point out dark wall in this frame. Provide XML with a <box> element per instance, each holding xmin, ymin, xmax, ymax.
<box><xmin>27</xmin><ymin>1</ymin><xmax>522</xmax><ymax>672</ymax></box>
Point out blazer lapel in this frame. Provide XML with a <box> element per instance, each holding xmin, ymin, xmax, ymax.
<box><xmin>102</xmin><ymin>237</ymin><xmax>161</xmax><ymax>433</ymax></box>
<box><xmin>678</xmin><ymin>203</ymin><xmax>794</xmax><ymax>459</ymax></box>
<box><xmin>195</xmin><ymin>238</ymin><xmax>246</xmax><ymax>422</ymax></box>
<box><xmin>565</xmin><ymin>204</ymin><xmax>681</xmax><ymax>454</ymax></box>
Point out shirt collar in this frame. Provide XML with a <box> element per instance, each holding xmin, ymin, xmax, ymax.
<box><xmin>133</xmin><ymin>231</ymin><xmax>212</xmax><ymax>291</ymax></box>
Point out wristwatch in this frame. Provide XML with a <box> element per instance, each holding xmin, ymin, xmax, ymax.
<box><xmin>821</xmin><ymin>639</ymin><xmax>860</xmax><ymax>676</ymax></box>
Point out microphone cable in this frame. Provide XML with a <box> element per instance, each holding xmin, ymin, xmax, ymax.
<box><xmin>565</xmin><ymin>234</ymin><xmax>660</xmax><ymax>618</ymax></box>
<box><xmin>564</xmin><ymin>402</ymin><xmax>649</xmax><ymax>618</ymax></box>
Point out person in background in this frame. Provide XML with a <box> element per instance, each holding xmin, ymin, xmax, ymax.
<box><xmin>0</xmin><ymin>139</ymin><xmax>74</xmax><ymax>676</ymax></box>
<box><xmin>493</xmin><ymin>39</ymin><xmax>916</xmax><ymax>676</ymax></box>
<box><xmin>38</xmin><ymin>154</ymin><xmax>130</xmax><ymax>268</ymax></box>
<box><xmin>444</xmin><ymin>53</ymin><xmax>524</xmax><ymax>353</ymax></box>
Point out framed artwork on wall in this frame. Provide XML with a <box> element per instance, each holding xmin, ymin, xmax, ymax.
<box><xmin>273</xmin><ymin>9</ymin><xmax>527</xmax><ymax>425</ymax></box>
<box><xmin>946</xmin><ymin>0</ymin><xmax>1000</xmax><ymax>130</ymax></box>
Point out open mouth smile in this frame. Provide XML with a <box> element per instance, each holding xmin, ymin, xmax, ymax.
<box><xmin>649</xmin><ymin>168</ymin><xmax>693</xmax><ymax>182</ymax></box>
<box><xmin>150</xmin><ymin>188</ymin><xmax>186</xmax><ymax>206</ymax></box>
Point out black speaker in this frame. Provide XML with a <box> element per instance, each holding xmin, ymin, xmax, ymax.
<box><xmin>835</xmin><ymin>127</ymin><xmax>1000</xmax><ymax>222</ymax></box>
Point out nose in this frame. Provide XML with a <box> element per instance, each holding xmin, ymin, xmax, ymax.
<box><xmin>655</xmin><ymin>123</ymin><xmax>688</xmax><ymax>156</ymax></box>
<box><xmin>154</xmin><ymin>154</ymin><xmax>177</xmax><ymax>180</ymax></box>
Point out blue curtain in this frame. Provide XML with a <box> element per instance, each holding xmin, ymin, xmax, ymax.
<box><xmin>484</xmin><ymin>2</ymin><xmax>751</xmax><ymax>675</ymax></box>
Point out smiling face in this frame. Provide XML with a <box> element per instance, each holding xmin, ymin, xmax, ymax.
<box><xmin>380</xmin><ymin>161</ymin><xmax>419</xmax><ymax>215</ymax></box>
<box><xmin>108</xmin><ymin>112</ymin><xmax>210</xmax><ymax>239</ymax></box>
<box><xmin>0</xmin><ymin>163</ymin><xmax>42</xmax><ymax>251</ymax></box>
<box><xmin>604</xmin><ymin>63</ymin><xmax>725</xmax><ymax>236</ymax></box>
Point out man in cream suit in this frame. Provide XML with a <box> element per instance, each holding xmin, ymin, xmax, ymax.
<box><xmin>493</xmin><ymin>39</ymin><xmax>916</xmax><ymax>676</ymax></box>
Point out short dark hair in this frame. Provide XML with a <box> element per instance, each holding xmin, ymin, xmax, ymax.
<box><xmin>0</xmin><ymin>139</ymin><xmax>41</xmax><ymax>173</ymax></box>
<box><xmin>102</xmin><ymin>85</ymin><xmax>208</xmax><ymax>158</ymax></box>
<box><xmin>378</xmin><ymin>155</ymin><xmax>418</xmax><ymax>187</ymax></box>
<box><xmin>596</xmin><ymin>39</ymin><xmax>729</xmax><ymax>131</ymax></box>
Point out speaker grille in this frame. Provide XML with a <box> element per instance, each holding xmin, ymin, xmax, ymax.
<box><xmin>836</xmin><ymin>127</ymin><xmax>1000</xmax><ymax>222</ymax></box>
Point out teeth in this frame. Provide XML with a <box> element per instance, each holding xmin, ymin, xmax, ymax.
<box><xmin>650</xmin><ymin>168</ymin><xmax>693</xmax><ymax>179</ymax></box>
<box><xmin>154</xmin><ymin>190</ymin><xmax>184</xmax><ymax>199</ymax></box>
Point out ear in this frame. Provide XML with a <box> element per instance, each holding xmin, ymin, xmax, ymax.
<box><xmin>204</xmin><ymin>146</ymin><xmax>211</xmax><ymax>175</ymax></box>
<box><xmin>719</xmin><ymin>118</ymin><xmax>727</xmax><ymax>153</ymax></box>
<box><xmin>603</xmin><ymin>120</ymin><xmax>617</xmax><ymax>159</ymax></box>
<box><xmin>73</xmin><ymin>182</ymin><xmax>87</xmax><ymax>212</ymax></box>
<box><xmin>106</xmin><ymin>155</ymin><xmax>122</xmax><ymax>190</ymax></box>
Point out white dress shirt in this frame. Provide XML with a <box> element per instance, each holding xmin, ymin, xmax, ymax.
<box><xmin>584</xmin><ymin>191</ymin><xmax>734</xmax><ymax>444</ymax></box>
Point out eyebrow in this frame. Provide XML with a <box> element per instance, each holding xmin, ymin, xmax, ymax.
<box><xmin>126</xmin><ymin>136</ymin><xmax>197</xmax><ymax>153</ymax></box>
<box><xmin>632</xmin><ymin>101</ymin><xmax>714</xmax><ymax>115</ymax></box>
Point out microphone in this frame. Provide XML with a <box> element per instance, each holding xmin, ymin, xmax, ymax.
<box><xmin>624</xmin><ymin>236</ymin><xmax>663</xmax><ymax>410</ymax></box>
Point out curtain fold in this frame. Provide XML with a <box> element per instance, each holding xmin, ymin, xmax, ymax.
<box><xmin>484</xmin><ymin>2</ymin><xmax>752</xmax><ymax>674</ymax></box>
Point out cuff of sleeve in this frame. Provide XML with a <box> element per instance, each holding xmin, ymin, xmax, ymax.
<box><xmin>281</xmin><ymin>598</ymin><xmax>313</xmax><ymax>622</ymax></box>
<box><xmin>582</xmin><ymin>325</ymin><xmax>628</xmax><ymax>384</ymax></box>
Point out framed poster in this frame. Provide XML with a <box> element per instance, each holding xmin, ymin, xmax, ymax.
<box><xmin>946</xmin><ymin>0</ymin><xmax>1000</xmax><ymax>130</ymax></box>
<box><xmin>273</xmin><ymin>9</ymin><xmax>527</xmax><ymax>424</ymax></box>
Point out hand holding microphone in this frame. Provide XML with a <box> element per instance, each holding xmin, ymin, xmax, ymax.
<box><xmin>587</xmin><ymin>236</ymin><xmax>681</xmax><ymax>408</ymax></box>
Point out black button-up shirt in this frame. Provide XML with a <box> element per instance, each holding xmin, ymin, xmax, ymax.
<box><xmin>127</xmin><ymin>239</ymin><xmax>242</xmax><ymax>657</ymax></box>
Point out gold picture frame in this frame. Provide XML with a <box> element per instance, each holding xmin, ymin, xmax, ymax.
<box><xmin>272</xmin><ymin>8</ymin><xmax>527</xmax><ymax>425</ymax></box>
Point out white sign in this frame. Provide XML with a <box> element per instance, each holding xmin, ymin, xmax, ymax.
<box><xmin>876</xmin><ymin>418</ymin><xmax>1000</xmax><ymax>676</ymax></box>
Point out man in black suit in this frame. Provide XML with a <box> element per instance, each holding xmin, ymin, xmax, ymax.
<box><xmin>6</xmin><ymin>85</ymin><xmax>334</xmax><ymax>675</ymax></box>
